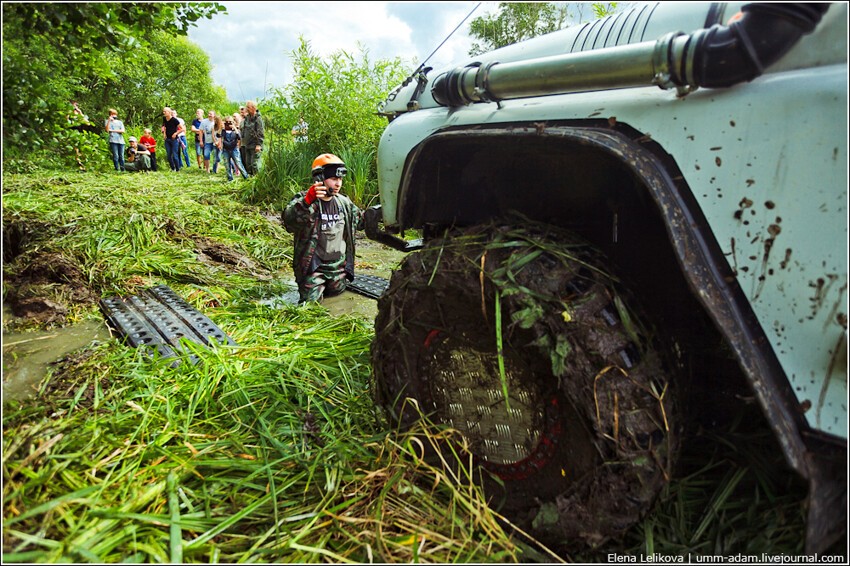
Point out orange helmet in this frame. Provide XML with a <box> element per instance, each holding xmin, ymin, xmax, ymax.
<box><xmin>311</xmin><ymin>153</ymin><xmax>347</xmax><ymax>181</ymax></box>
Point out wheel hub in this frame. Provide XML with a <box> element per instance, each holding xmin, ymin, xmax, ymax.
<box><xmin>423</xmin><ymin>331</ymin><xmax>550</xmax><ymax>468</ymax></box>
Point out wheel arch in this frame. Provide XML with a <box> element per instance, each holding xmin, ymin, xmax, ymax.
<box><xmin>394</xmin><ymin>121</ymin><xmax>814</xmax><ymax>480</ymax></box>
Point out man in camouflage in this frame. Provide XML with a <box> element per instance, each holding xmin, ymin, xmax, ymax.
<box><xmin>283</xmin><ymin>154</ymin><xmax>363</xmax><ymax>303</ymax></box>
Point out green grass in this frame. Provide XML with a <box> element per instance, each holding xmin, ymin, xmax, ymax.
<box><xmin>2</xmin><ymin>169</ymin><xmax>289</xmax><ymax>323</ymax></box>
<box><xmin>2</xmin><ymin>169</ymin><xmax>524</xmax><ymax>562</ymax></box>
<box><xmin>2</xmin><ymin>300</ymin><xmax>523</xmax><ymax>562</ymax></box>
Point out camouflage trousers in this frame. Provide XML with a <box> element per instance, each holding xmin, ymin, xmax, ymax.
<box><xmin>299</xmin><ymin>258</ymin><xmax>347</xmax><ymax>303</ymax></box>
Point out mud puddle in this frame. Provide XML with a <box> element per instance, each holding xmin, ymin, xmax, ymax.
<box><xmin>322</xmin><ymin>290</ymin><xmax>378</xmax><ymax>320</ymax></box>
<box><xmin>258</xmin><ymin>234</ymin><xmax>406</xmax><ymax>321</ymax></box>
<box><xmin>257</xmin><ymin>280</ymin><xmax>380</xmax><ymax>321</ymax></box>
<box><xmin>2</xmin><ymin>314</ymin><xmax>111</xmax><ymax>403</ymax></box>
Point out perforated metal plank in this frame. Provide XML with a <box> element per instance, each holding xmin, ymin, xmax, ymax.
<box><xmin>145</xmin><ymin>285</ymin><xmax>235</xmax><ymax>347</ymax></box>
<box><xmin>347</xmin><ymin>274</ymin><xmax>390</xmax><ymax>300</ymax></box>
<box><xmin>99</xmin><ymin>285</ymin><xmax>235</xmax><ymax>365</ymax></box>
<box><xmin>99</xmin><ymin>296</ymin><xmax>178</xmax><ymax>360</ymax></box>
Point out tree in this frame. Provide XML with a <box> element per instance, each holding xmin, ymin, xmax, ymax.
<box><xmin>467</xmin><ymin>2</ymin><xmax>619</xmax><ymax>55</ymax></box>
<box><xmin>248</xmin><ymin>39</ymin><xmax>410</xmax><ymax>207</ymax></box>
<box><xmin>97</xmin><ymin>32</ymin><xmax>228</xmax><ymax>130</ymax></box>
<box><xmin>271</xmin><ymin>38</ymin><xmax>409</xmax><ymax>157</ymax></box>
<box><xmin>2</xmin><ymin>2</ymin><xmax>225</xmax><ymax>163</ymax></box>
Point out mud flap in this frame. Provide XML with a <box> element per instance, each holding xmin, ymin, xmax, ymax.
<box><xmin>99</xmin><ymin>285</ymin><xmax>235</xmax><ymax>366</ymax></box>
<box><xmin>805</xmin><ymin>448</ymin><xmax>847</xmax><ymax>554</ymax></box>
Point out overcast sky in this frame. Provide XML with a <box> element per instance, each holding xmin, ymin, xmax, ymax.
<box><xmin>186</xmin><ymin>2</ymin><xmax>492</xmax><ymax>103</ymax></box>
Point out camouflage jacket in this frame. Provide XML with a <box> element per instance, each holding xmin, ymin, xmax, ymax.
<box><xmin>241</xmin><ymin>112</ymin><xmax>264</xmax><ymax>147</ymax></box>
<box><xmin>283</xmin><ymin>191</ymin><xmax>364</xmax><ymax>283</ymax></box>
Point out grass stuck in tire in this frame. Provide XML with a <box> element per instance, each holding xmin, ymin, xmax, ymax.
<box><xmin>372</xmin><ymin>223</ymin><xmax>679</xmax><ymax>550</ymax></box>
<box><xmin>371</xmin><ymin>221</ymin><xmax>815</xmax><ymax>560</ymax></box>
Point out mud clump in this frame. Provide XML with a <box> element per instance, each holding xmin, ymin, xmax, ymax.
<box><xmin>4</xmin><ymin>251</ymin><xmax>97</xmax><ymax>326</ymax></box>
<box><xmin>10</xmin><ymin>296</ymin><xmax>69</xmax><ymax>325</ymax></box>
<box><xmin>194</xmin><ymin>237</ymin><xmax>263</xmax><ymax>274</ymax></box>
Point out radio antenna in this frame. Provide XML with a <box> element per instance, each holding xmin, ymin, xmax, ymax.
<box><xmin>419</xmin><ymin>2</ymin><xmax>481</xmax><ymax>69</ymax></box>
<box><xmin>381</xmin><ymin>3</ymin><xmax>482</xmax><ymax>110</ymax></box>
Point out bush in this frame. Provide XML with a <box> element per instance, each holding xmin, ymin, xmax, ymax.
<box><xmin>242</xmin><ymin>135</ymin><xmax>316</xmax><ymax>211</ymax></box>
<box><xmin>248</xmin><ymin>38</ymin><xmax>411</xmax><ymax>210</ymax></box>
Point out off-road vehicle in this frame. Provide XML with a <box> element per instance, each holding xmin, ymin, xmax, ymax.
<box><xmin>365</xmin><ymin>2</ymin><xmax>847</xmax><ymax>553</ymax></box>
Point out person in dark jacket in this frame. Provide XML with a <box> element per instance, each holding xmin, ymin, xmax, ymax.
<box><xmin>160</xmin><ymin>107</ymin><xmax>183</xmax><ymax>171</ymax></box>
<box><xmin>123</xmin><ymin>137</ymin><xmax>151</xmax><ymax>172</ymax></box>
<box><xmin>283</xmin><ymin>154</ymin><xmax>363</xmax><ymax>303</ymax></box>
<box><xmin>240</xmin><ymin>100</ymin><xmax>264</xmax><ymax>176</ymax></box>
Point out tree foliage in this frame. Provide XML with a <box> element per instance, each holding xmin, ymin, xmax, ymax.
<box><xmin>271</xmin><ymin>38</ymin><xmax>410</xmax><ymax>156</ymax></box>
<box><xmin>98</xmin><ymin>32</ymin><xmax>228</xmax><ymax>131</ymax></box>
<box><xmin>250</xmin><ymin>39</ymin><xmax>410</xmax><ymax>207</ymax></box>
<box><xmin>2</xmin><ymin>2</ymin><xmax>226</xmax><ymax>165</ymax></box>
<box><xmin>468</xmin><ymin>2</ymin><xmax>619</xmax><ymax>55</ymax></box>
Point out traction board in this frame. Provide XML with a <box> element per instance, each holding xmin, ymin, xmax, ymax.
<box><xmin>99</xmin><ymin>285</ymin><xmax>235</xmax><ymax>365</ymax></box>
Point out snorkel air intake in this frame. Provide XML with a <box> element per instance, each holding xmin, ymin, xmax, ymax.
<box><xmin>432</xmin><ymin>3</ymin><xmax>829</xmax><ymax>106</ymax></box>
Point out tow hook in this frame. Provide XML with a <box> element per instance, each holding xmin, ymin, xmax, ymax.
<box><xmin>364</xmin><ymin>205</ymin><xmax>422</xmax><ymax>252</ymax></box>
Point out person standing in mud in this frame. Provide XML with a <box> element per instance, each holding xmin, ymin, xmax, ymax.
<box><xmin>283</xmin><ymin>154</ymin><xmax>363</xmax><ymax>303</ymax></box>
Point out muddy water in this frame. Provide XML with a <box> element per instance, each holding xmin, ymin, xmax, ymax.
<box><xmin>260</xmin><ymin>236</ymin><xmax>407</xmax><ymax>321</ymax></box>
<box><xmin>323</xmin><ymin>290</ymin><xmax>379</xmax><ymax>320</ymax></box>
<box><xmin>257</xmin><ymin>279</ymin><xmax>380</xmax><ymax>320</ymax></box>
<box><xmin>2</xmin><ymin>313</ymin><xmax>111</xmax><ymax>403</ymax></box>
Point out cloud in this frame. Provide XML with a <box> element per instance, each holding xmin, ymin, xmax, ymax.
<box><xmin>187</xmin><ymin>1</ymin><xmax>487</xmax><ymax>103</ymax></box>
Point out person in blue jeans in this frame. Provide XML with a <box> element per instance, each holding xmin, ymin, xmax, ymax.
<box><xmin>173</xmin><ymin>110</ymin><xmax>192</xmax><ymax>167</ymax></box>
<box><xmin>161</xmin><ymin>107</ymin><xmax>183</xmax><ymax>171</ymax></box>
<box><xmin>191</xmin><ymin>108</ymin><xmax>204</xmax><ymax>169</ymax></box>
<box><xmin>105</xmin><ymin>108</ymin><xmax>125</xmax><ymax>171</ymax></box>
<box><xmin>200</xmin><ymin>109</ymin><xmax>217</xmax><ymax>172</ymax></box>
<box><xmin>210</xmin><ymin>115</ymin><xmax>223</xmax><ymax>173</ymax></box>
<box><xmin>220</xmin><ymin>118</ymin><xmax>249</xmax><ymax>181</ymax></box>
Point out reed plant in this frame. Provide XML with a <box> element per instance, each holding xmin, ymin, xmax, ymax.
<box><xmin>338</xmin><ymin>147</ymin><xmax>378</xmax><ymax>209</ymax></box>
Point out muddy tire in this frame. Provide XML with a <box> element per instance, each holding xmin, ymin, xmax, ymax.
<box><xmin>371</xmin><ymin>223</ymin><xmax>679</xmax><ymax>548</ymax></box>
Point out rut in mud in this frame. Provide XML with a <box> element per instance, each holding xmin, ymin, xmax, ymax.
<box><xmin>372</xmin><ymin>222</ymin><xmax>680</xmax><ymax>549</ymax></box>
<box><xmin>2</xmin><ymin>218</ymin><xmax>269</xmax><ymax>327</ymax></box>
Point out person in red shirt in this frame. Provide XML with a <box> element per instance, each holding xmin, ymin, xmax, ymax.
<box><xmin>139</xmin><ymin>128</ymin><xmax>158</xmax><ymax>172</ymax></box>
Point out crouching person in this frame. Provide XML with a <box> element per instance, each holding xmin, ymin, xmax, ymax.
<box><xmin>283</xmin><ymin>154</ymin><xmax>363</xmax><ymax>303</ymax></box>
<box><xmin>124</xmin><ymin>137</ymin><xmax>152</xmax><ymax>172</ymax></box>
